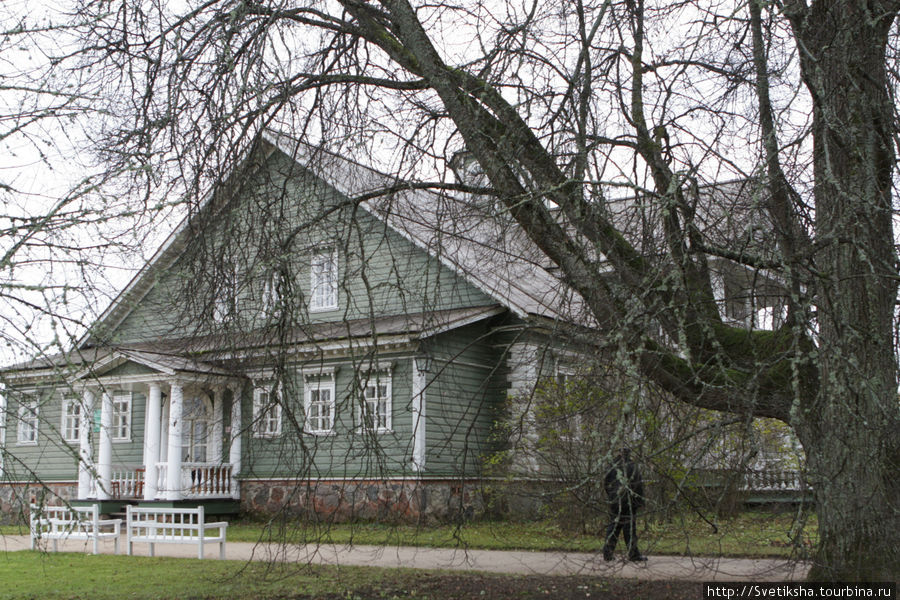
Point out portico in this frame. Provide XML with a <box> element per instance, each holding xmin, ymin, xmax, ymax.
<box><xmin>71</xmin><ymin>350</ymin><xmax>244</xmax><ymax>503</ymax></box>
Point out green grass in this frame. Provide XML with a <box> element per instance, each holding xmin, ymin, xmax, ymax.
<box><xmin>225</xmin><ymin>510</ymin><xmax>817</xmax><ymax>559</ymax></box>
<box><xmin>0</xmin><ymin>551</ymin><xmax>412</xmax><ymax>600</ymax></box>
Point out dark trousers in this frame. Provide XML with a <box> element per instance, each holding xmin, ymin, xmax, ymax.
<box><xmin>603</xmin><ymin>505</ymin><xmax>639</xmax><ymax>557</ymax></box>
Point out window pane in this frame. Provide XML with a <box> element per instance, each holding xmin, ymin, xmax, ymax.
<box><xmin>310</xmin><ymin>251</ymin><xmax>337</xmax><ymax>310</ymax></box>
<box><xmin>64</xmin><ymin>400</ymin><xmax>81</xmax><ymax>442</ymax></box>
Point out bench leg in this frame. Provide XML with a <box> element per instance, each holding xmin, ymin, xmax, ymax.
<box><xmin>149</xmin><ymin>542</ymin><xmax>154</xmax><ymax>558</ymax></box>
<box><xmin>93</xmin><ymin>536</ymin><xmax>99</xmax><ymax>555</ymax></box>
<box><xmin>220</xmin><ymin>542</ymin><xmax>225</xmax><ymax>560</ymax></box>
<box><xmin>52</xmin><ymin>539</ymin><xmax>58</xmax><ymax>553</ymax></box>
<box><xmin>128</xmin><ymin>541</ymin><xmax>133</xmax><ymax>556</ymax></box>
<box><xmin>114</xmin><ymin>537</ymin><xmax>120</xmax><ymax>555</ymax></box>
<box><xmin>198</xmin><ymin>537</ymin><xmax>204</xmax><ymax>560</ymax></box>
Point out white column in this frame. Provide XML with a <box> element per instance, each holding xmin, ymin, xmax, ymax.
<box><xmin>212</xmin><ymin>387</ymin><xmax>224</xmax><ymax>464</ymax></box>
<box><xmin>411</xmin><ymin>360</ymin><xmax>427</xmax><ymax>472</ymax></box>
<box><xmin>228</xmin><ymin>383</ymin><xmax>242</xmax><ymax>500</ymax></box>
<box><xmin>143</xmin><ymin>382</ymin><xmax>162</xmax><ymax>500</ymax></box>
<box><xmin>159</xmin><ymin>401</ymin><xmax>169</xmax><ymax>464</ymax></box>
<box><xmin>77</xmin><ymin>389</ymin><xmax>95</xmax><ymax>499</ymax></box>
<box><xmin>165</xmin><ymin>382</ymin><xmax>184</xmax><ymax>501</ymax></box>
<box><xmin>97</xmin><ymin>390</ymin><xmax>113</xmax><ymax>500</ymax></box>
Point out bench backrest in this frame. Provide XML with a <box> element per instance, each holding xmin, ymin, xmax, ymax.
<box><xmin>126</xmin><ymin>505</ymin><xmax>207</xmax><ymax>537</ymax></box>
<box><xmin>31</xmin><ymin>504</ymin><xmax>100</xmax><ymax>532</ymax></box>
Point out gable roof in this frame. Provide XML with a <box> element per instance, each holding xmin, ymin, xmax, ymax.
<box><xmin>77</xmin><ymin>129</ymin><xmax>771</xmax><ymax>355</ymax></box>
<box><xmin>5</xmin><ymin>305</ymin><xmax>506</xmax><ymax>383</ymax></box>
<box><xmin>263</xmin><ymin>130</ymin><xmax>578</xmax><ymax>321</ymax></box>
<box><xmin>80</xmin><ymin>131</ymin><xmax>574</xmax><ymax>351</ymax></box>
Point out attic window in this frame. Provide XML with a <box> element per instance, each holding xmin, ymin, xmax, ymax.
<box><xmin>213</xmin><ymin>264</ymin><xmax>240</xmax><ymax>322</ymax></box>
<box><xmin>262</xmin><ymin>269</ymin><xmax>288</xmax><ymax>317</ymax></box>
<box><xmin>310</xmin><ymin>249</ymin><xmax>338</xmax><ymax>312</ymax></box>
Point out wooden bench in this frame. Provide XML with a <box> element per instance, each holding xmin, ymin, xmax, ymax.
<box><xmin>30</xmin><ymin>503</ymin><xmax>122</xmax><ymax>555</ymax></box>
<box><xmin>126</xmin><ymin>505</ymin><xmax>227</xmax><ymax>560</ymax></box>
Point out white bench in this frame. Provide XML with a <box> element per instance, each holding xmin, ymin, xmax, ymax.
<box><xmin>126</xmin><ymin>505</ymin><xmax>227</xmax><ymax>560</ymax></box>
<box><xmin>30</xmin><ymin>503</ymin><xmax>122</xmax><ymax>555</ymax></box>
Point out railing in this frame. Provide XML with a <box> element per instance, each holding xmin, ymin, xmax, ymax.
<box><xmin>111</xmin><ymin>466</ymin><xmax>144</xmax><ymax>499</ymax></box>
<box><xmin>86</xmin><ymin>466</ymin><xmax>144</xmax><ymax>499</ymax></box>
<box><xmin>155</xmin><ymin>462</ymin><xmax>233</xmax><ymax>499</ymax></box>
<box><xmin>184</xmin><ymin>463</ymin><xmax>233</xmax><ymax>498</ymax></box>
<box><xmin>741</xmin><ymin>469</ymin><xmax>804</xmax><ymax>492</ymax></box>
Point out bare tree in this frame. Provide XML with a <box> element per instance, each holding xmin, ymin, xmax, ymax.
<box><xmin>5</xmin><ymin>0</ymin><xmax>897</xmax><ymax>581</ymax></box>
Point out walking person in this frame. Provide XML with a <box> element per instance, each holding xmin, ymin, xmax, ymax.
<box><xmin>602</xmin><ymin>447</ymin><xmax>647</xmax><ymax>562</ymax></box>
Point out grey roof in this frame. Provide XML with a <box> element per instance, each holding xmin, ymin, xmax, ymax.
<box><xmin>66</xmin><ymin>129</ymin><xmax>770</xmax><ymax>369</ymax></box>
<box><xmin>264</xmin><ymin>131</ymin><xmax>581</xmax><ymax>321</ymax></box>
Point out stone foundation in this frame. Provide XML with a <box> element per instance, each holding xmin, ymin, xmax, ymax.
<box><xmin>239</xmin><ymin>479</ymin><xmax>486</xmax><ymax>523</ymax></box>
<box><xmin>0</xmin><ymin>481</ymin><xmax>78</xmax><ymax>525</ymax></box>
<box><xmin>1</xmin><ymin>479</ymin><xmax>487</xmax><ymax>524</ymax></box>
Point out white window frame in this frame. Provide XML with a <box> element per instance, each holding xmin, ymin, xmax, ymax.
<box><xmin>304</xmin><ymin>378</ymin><xmax>336</xmax><ymax>435</ymax></box>
<box><xmin>61</xmin><ymin>396</ymin><xmax>82</xmax><ymax>443</ymax></box>
<box><xmin>262</xmin><ymin>272</ymin><xmax>280</xmax><ymax>316</ymax></box>
<box><xmin>252</xmin><ymin>386</ymin><xmax>282</xmax><ymax>438</ymax></box>
<box><xmin>213</xmin><ymin>264</ymin><xmax>240</xmax><ymax>322</ymax></box>
<box><xmin>554</xmin><ymin>364</ymin><xmax>583</xmax><ymax>442</ymax></box>
<box><xmin>17</xmin><ymin>398</ymin><xmax>38</xmax><ymax>445</ymax></box>
<box><xmin>358</xmin><ymin>372</ymin><xmax>392</xmax><ymax>434</ymax></box>
<box><xmin>309</xmin><ymin>249</ymin><xmax>338</xmax><ymax>312</ymax></box>
<box><xmin>111</xmin><ymin>392</ymin><xmax>132</xmax><ymax>441</ymax></box>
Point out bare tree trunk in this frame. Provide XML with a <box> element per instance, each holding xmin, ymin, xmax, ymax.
<box><xmin>788</xmin><ymin>0</ymin><xmax>900</xmax><ymax>581</ymax></box>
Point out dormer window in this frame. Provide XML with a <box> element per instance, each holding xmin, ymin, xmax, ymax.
<box><xmin>310</xmin><ymin>249</ymin><xmax>338</xmax><ymax>312</ymax></box>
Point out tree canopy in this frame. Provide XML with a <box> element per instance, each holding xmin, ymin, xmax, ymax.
<box><xmin>1</xmin><ymin>0</ymin><xmax>898</xmax><ymax>581</ymax></box>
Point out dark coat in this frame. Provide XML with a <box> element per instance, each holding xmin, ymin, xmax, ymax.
<box><xmin>604</xmin><ymin>455</ymin><xmax>645</xmax><ymax>513</ymax></box>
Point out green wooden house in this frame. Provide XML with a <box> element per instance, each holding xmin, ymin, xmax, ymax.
<box><xmin>0</xmin><ymin>131</ymin><xmax>581</xmax><ymax>520</ymax></box>
<box><xmin>0</xmin><ymin>131</ymin><xmax>799</xmax><ymax>521</ymax></box>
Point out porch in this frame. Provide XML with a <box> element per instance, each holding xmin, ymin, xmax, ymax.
<box><xmin>72</xmin><ymin>349</ymin><xmax>245</xmax><ymax>503</ymax></box>
<box><xmin>98</xmin><ymin>463</ymin><xmax>236</xmax><ymax>501</ymax></box>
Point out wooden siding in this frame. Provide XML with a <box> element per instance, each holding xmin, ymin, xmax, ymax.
<box><xmin>3</xmin><ymin>388</ymin><xmax>77</xmax><ymax>482</ymax></box>
<box><xmin>240</xmin><ymin>352</ymin><xmax>417</xmax><ymax>479</ymax></box>
<box><xmin>2</xmin><ymin>387</ymin><xmax>146</xmax><ymax>483</ymax></box>
<box><xmin>424</xmin><ymin>321</ymin><xmax>508</xmax><ymax>477</ymax></box>
<box><xmin>109</xmin><ymin>151</ymin><xmax>494</xmax><ymax>345</ymax></box>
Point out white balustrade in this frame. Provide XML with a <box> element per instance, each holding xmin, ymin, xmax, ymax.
<box><xmin>182</xmin><ymin>463</ymin><xmax>233</xmax><ymax>498</ymax></box>
<box><xmin>110</xmin><ymin>466</ymin><xmax>145</xmax><ymax>498</ymax></box>
<box><xmin>742</xmin><ymin>469</ymin><xmax>804</xmax><ymax>491</ymax></box>
<box><xmin>156</xmin><ymin>463</ymin><xmax>168</xmax><ymax>493</ymax></box>
<box><xmin>154</xmin><ymin>462</ymin><xmax>232</xmax><ymax>499</ymax></box>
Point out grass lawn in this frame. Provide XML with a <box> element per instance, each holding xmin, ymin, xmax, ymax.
<box><xmin>0</xmin><ymin>552</ymin><xmax>398</xmax><ymax>600</ymax></box>
<box><xmin>0</xmin><ymin>552</ymin><xmax>705</xmax><ymax>600</ymax></box>
<box><xmin>223</xmin><ymin>510</ymin><xmax>816</xmax><ymax>559</ymax></box>
<box><xmin>1</xmin><ymin>510</ymin><xmax>816</xmax><ymax>559</ymax></box>
<box><xmin>0</xmin><ymin>511</ymin><xmax>812</xmax><ymax>599</ymax></box>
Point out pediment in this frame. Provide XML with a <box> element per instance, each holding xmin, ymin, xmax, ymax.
<box><xmin>71</xmin><ymin>349</ymin><xmax>230</xmax><ymax>383</ymax></box>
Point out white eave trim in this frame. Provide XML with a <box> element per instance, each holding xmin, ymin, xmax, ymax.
<box><xmin>69</xmin><ymin>351</ymin><xmax>176</xmax><ymax>383</ymax></box>
<box><xmin>416</xmin><ymin>305</ymin><xmax>506</xmax><ymax>339</ymax></box>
